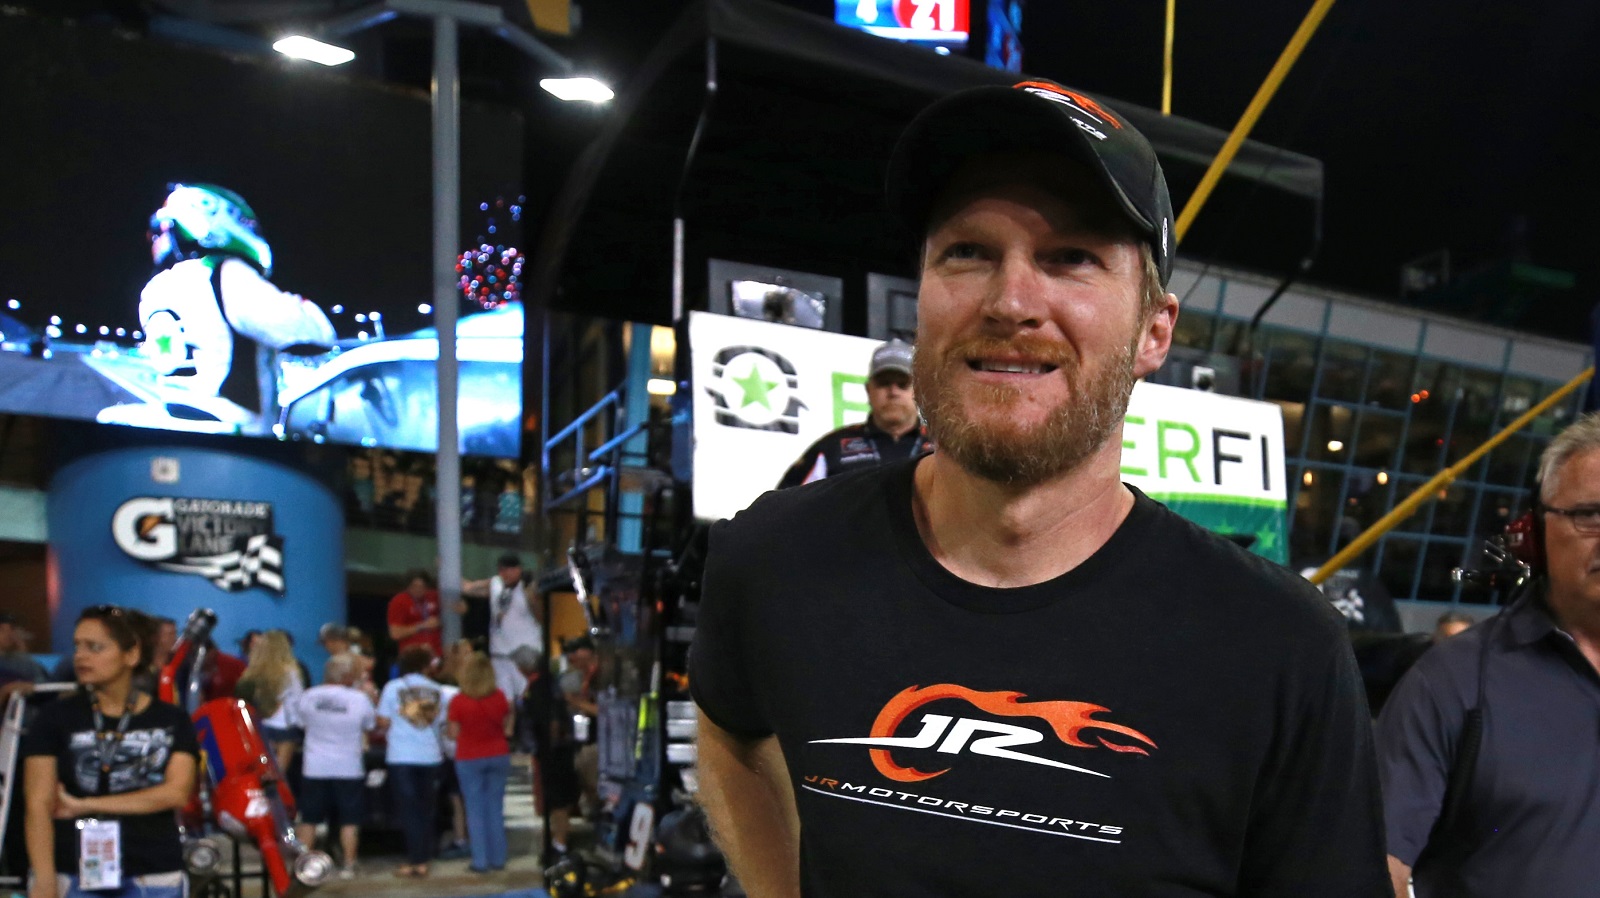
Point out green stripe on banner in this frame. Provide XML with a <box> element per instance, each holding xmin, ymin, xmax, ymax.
<box><xmin>1148</xmin><ymin>495</ymin><xmax>1290</xmax><ymax>564</ymax></box>
<box><xmin>1141</xmin><ymin>492</ymin><xmax>1287</xmax><ymax>510</ymax></box>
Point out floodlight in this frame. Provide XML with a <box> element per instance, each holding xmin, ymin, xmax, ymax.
<box><xmin>540</xmin><ymin>77</ymin><xmax>614</xmax><ymax>103</ymax></box>
<box><xmin>273</xmin><ymin>35</ymin><xmax>356</xmax><ymax>66</ymax></box>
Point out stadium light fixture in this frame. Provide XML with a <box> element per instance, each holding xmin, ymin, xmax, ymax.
<box><xmin>540</xmin><ymin>76</ymin><xmax>614</xmax><ymax>103</ymax></box>
<box><xmin>273</xmin><ymin>35</ymin><xmax>356</xmax><ymax>66</ymax></box>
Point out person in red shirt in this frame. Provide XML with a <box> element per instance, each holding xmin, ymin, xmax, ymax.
<box><xmin>387</xmin><ymin>569</ymin><xmax>442</xmax><ymax>660</ymax></box>
<box><xmin>206</xmin><ymin>643</ymin><xmax>247</xmax><ymax>698</ymax></box>
<box><xmin>444</xmin><ymin>652</ymin><xmax>511</xmax><ymax>873</ymax></box>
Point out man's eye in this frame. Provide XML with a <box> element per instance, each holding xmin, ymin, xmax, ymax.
<box><xmin>939</xmin><ymin>242</ymin><xmax>984</xmax><ymax>261</ymax></box>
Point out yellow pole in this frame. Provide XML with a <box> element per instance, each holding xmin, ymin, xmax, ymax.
<box><xmin>1174</xmin><ymin>0</ymin><xmax>1339</xmax><ymax>244</ymax></box>
<box><xmin>1162</xmin><ymin>0</ymin><xmax>1176</xmax><ymax>115</ymax></box>
<box><xmin>1310</xmin><ymin>366</ymin><xmax>1595</xmax><ymax>585</ymax></box>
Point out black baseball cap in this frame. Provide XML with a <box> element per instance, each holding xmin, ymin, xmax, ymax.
<box><xmin>886</xmin><ymin>79</ymin><xmax>1174</xmax><ymax>286</ymax></box>
<box><xmin>498</xmin><ymin>553</ymin><xmax>523</xmax><ymax>569</ymax></box>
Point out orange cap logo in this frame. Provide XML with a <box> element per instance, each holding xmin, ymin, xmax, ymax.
<box><xmin>1012</xmin><ymin>81</ymin><xmax>1125</xmax><ymax>129</ymax></box>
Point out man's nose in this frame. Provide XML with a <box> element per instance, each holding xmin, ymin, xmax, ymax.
<box><xmin>981</xmin><ymin>252</ymin><xmax>1047</xmax><ymax>328</ymax></box>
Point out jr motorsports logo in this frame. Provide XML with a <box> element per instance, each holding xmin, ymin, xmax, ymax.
<box><xmin>811</xmin><ymin>684</ymin><xmax>1157</xmax><ymax>782</ymax></box>
<box><xmin>704</xmin><ymin>346</ymin><xmax>807</xmax><ymax>433</ymax></box>
<box><xmin>111</xmin><ymin>497</ymin><xmax>285</xmax><ymax>594</ymax></box>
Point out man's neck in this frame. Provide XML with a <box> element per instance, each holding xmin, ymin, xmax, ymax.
<box><xmin>94</xmin><ymin>680</ymin><xmax>136</xmax><ymax>714</ymax></box>
<box><xmin>870</xmin><ymin>415</ymin><xmax>917</xmax><ymax>440</ymax></box>
<box><xmin>911</xmin><ymin>441</ymin><xmax>1133</xmax><ymax>589</ymax></box>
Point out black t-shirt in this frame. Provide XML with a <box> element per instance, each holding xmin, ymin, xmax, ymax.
<box><xmin>20</xmin><ymin>691</ymin><xmax>199</xmax><ymax>877</ymax></box>
<box><xmin>776</xmin><ymin>419</ymin><xmax>931</xmax><ymax>488</ymax></box>
<box><xmin>690</xmin><ymin>460</ymin><xmax>1388</xmax><ymax>897</ymax></box>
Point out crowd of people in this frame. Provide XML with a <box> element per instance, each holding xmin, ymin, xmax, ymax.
<box><xmin>8</xmin><ymin>75</ymin><xmax>1599</xmax><ymax>898</ymax></box>
<box><xmin>4</xmin><ymin>550</ymin><xmax>603</xmax><ymax>894</ymax></box>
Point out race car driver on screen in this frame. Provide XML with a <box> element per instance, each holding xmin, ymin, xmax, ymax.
<box><xmin>139</xmin><ymin>183</ymin><xmax>335</xmax><ymax>411</ymax></box>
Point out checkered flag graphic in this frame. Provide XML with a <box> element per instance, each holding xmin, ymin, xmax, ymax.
<box><xmin>212</xmin><ymin>534</ymin><xmax>285</xmax><ymax>593</ymax></box>
<box><xmin>167</xmin><ymin>535</ymin><xmax>286</xmax><ymax>594</ymax></box>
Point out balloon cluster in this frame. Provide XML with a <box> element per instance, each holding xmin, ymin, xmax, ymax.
<box><xmin>456</xmin><ymin>196</ymin><xmax>526</xmax><ymax>309</ymax></box>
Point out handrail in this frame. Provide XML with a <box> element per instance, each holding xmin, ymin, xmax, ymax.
<box><xmin>544</xmin><ymin>388</ymin><xmax>624</xmax><ymax>455</ymax></box>
<box><xmin>1310</xmin><ymin>366</ymin><xmax>1595</xmax><ymax>585</ymax></box>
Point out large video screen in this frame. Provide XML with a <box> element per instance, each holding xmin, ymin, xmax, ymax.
<box><xmin>835</xmin><ymin>0</ymin><xmax>970</xmax><ymax>53</ymax></box>
<box><xmin>0</xmin><ymin>15</ymin><xmax>525</xmax><ymax>456</ymax></box>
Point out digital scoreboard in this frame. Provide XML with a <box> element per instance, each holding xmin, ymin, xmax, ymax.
<box><xmin>835</xmin><ymin>0</ymin><xmax>970</xmax><ymax>53</ymax></box>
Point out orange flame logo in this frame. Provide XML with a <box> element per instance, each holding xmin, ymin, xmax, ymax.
<box><xmin>1012</xmin><ymin>81</ymin><xmax>1125</xmax><ymax>129</ymax></box>
<box><xmin>868</xmin><ymin>684</ymin><xmax>1157</xmax><ymax>782</ymax></box>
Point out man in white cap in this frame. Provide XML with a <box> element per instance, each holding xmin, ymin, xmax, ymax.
<box><xmin>776</xmin><ymin>338</ymin><xmax>928</xmax><ymax>488</ymax></box>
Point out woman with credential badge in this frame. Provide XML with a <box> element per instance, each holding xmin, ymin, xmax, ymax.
<box><xmin>21</xmin><ymin>605</ymin><xmax>199</xmax><ymax>898</ymax></box>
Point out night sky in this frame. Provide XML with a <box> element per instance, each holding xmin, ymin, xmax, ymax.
<box><xmin>1018</xmin><ymin>0</ymin><xmax>1600</xmax><ymax>338</ymax></box>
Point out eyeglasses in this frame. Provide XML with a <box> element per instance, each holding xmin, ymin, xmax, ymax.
<box><xmin>1542</xmin><ymin>503</ymin><xmax>1600</xmax><ymax>535</ymax></box>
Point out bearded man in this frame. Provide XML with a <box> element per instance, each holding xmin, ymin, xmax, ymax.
<box><xmin>689</xmin><ymin>80</ymin><xmax>1387</xmax><ymax>897</ymax></box>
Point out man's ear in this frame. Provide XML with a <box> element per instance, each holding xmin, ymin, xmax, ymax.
<box><xmin>1133</xmin><ymin>292</ymin><xmax>1179</xmax><ymax>379</ymax></box>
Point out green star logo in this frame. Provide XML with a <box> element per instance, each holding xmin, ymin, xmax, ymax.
<box><xmin>733</xmin><ymin>364</ymin><xmax>778</xmax><ymax>410</ymax></box>
<box><xmin>1255</xmin><ymin>526</ymin><xmax>1281</xmax><ymax>556</ymax></box>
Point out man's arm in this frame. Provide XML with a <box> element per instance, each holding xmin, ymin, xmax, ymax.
<box><xmin>1388</xmin><ymin>856</ymin><xmax>1412</xmax><ymax>898</ymax></box>
<box><xmin>24</xmin><ymin>756</ymin><xmax>60</xmax><ymax>895</ymax></box>
<box><xmin>1374</xmin><ymin>657</ymin><xmax>1463</xmax><ymax>896</ymax></box>
<box><xmin>387</xmin><ymin>616</ymin><xmax>438</xmax><ymax>641</ymax></box>
<box><xmin>696</xmin><ymin>710</ymin><xmax>799</xmax><ymax>898</ymax></box>
<box><xmin>1239</xmin><ymin>633</ymin><xmax>1389</xmax><ymax>895</ymax></box>
<box><xmin>775</xmin><ymin>436</ymin><xmax>829</xmax><ymax>489</ymax></box>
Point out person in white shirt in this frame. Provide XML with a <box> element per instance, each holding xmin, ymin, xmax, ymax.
<box><xmin>293</xmin><ymin>654</ymin><xmax>375</xmax><ymax>879</ymax></box>
<box><xmin>465</xmin><ymin>553</ymin><xmax>544</xmax><ymax>707</ymax></box>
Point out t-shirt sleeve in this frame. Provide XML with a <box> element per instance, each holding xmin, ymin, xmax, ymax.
<box><xmin>1238</xmin><ymin>636</ymin><xmax>1389</xmax><ymax>896</ymax></box>
<box><xmin>447</xmin><ymin>696</ymin><xmax>464</xmax><ymax>724</ymax></box>
<box><xmin>168</xmin><ymin>706</ymin><xmax>200</xmax><ymax>758</ymax></box>
<box><xmin>361</xmin><ymin>694</ymin><xmax>377</xmax><ymax>731</ymax></box>
<box><xmin>19</xmin><ymin>699</ymin><xmax>65</xmax><ymax>758</ymax></box>
<box><xmin>687</xmin><ymin>519</ymin><xmax>772</xmax><ymax>738</ymax></box>
<box><xmin>386</xmin><ymin>595</ymin><xmax>415</xmax><ymax>630</ymax></box>
<box><xmin>376</xmin><ymin>681</ymin><xmax>397</xmax><ymax>719</ymax></box>
<box><xmin>1375</xmin><ymin>658</ymin><xmax>1462</xmax><ymax>866</ymax></box>
<box><xmin>776</xmin><ymin>438</ymin><xmax>826</xmax><ymax>489</ymax></box>
<box><xmin>281</xmin><ymin>674</ymin><xmax>305</xmax><ymax>727</ymax></box>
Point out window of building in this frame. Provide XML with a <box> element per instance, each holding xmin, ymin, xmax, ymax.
<box><xmin>1317</xmin><ymin>341</ymin><xmax>1368</xmax><ymax>404</ymax></box>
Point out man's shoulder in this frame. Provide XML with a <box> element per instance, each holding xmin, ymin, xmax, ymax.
<box><xmin>1397</xmin><ymin>619</ymin><xmax>1497</xmax><ymax>697</ymax></box>
<box><xmin>139</xmin><ymin>697</ymin><xmax>194</xmax><ymax>729</ymax></box>
<box><xmin>304</xmin><ymin>683</ymin><xmax>353</xmax><ymax>699</ymax></box>
<box><xmin>724</xmin><ymin>461</ymin><xmax>898</xmax><ymax>541</ymax></box>
<box><xmin>1140</xmin><ymin>498</ymin><xmax>1346</xmax><ymax>640</ymax></box>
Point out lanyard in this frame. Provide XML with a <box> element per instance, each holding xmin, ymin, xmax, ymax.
<box><xmin>89</xmin><ymin>691</ymin><xmax>138</xmax><ymax>792</ymax></box>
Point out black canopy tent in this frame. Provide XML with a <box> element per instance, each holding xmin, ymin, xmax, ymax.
<box><xmin>529</xmin><ymin>0</ymin><xmax>1325</xmax><ymax>329</ymax></box>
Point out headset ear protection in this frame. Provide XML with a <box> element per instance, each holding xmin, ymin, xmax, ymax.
<box><xmin>1505</xmin><ymin>510</ymin><xmax>1544</xmax><ymax>573</ymax></box>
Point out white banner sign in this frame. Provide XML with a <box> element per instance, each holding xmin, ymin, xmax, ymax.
<box><xmin>689</xmin><ymin>312</ymin><xmax>1287</xmax><ymax>555</ymax></box>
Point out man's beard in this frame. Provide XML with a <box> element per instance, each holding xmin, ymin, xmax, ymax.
<box><xmin>914</xmin><ymin>332</ymin><xmax>1140</xmax><ymax>487</ymax></box>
